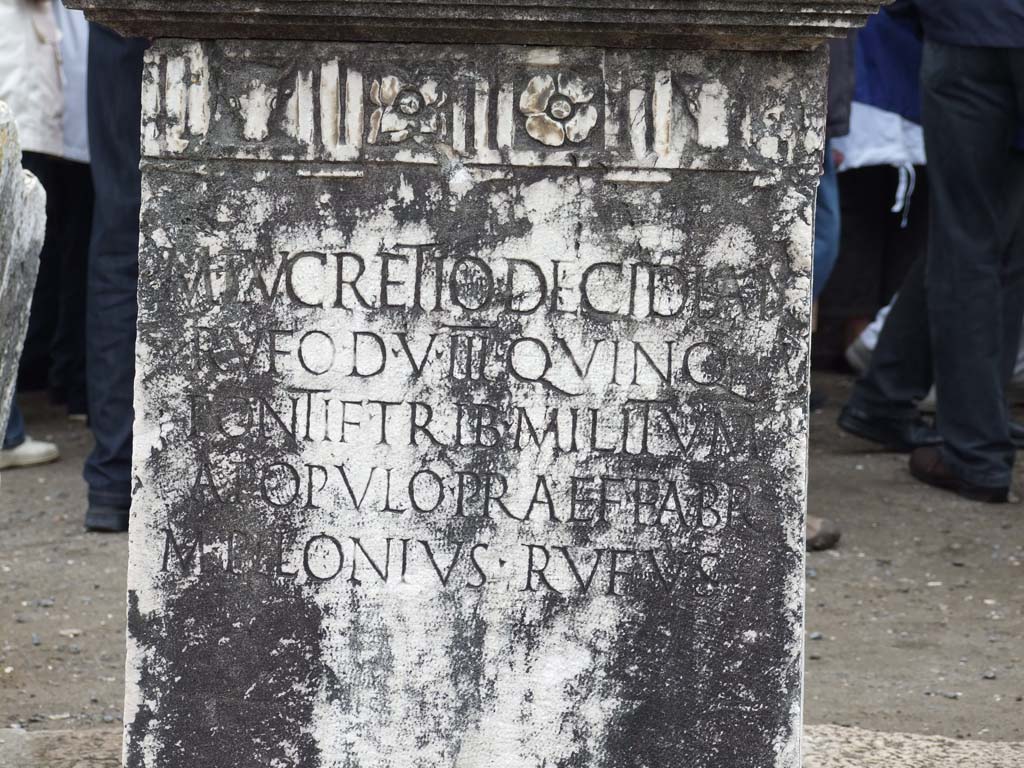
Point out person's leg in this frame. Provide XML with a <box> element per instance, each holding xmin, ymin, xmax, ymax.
<box><xmin>999</xmin><ymin>152</ymin><xmax>1024</xmax><ymax>387</ymax></box>
<box><xmin>808</xmin><ymin>141</ymin><xmax>842</xmax><ymax>410</ymax></box>
<box><xmin>3</xmin><ymin>401</ymin><xmax>25</xmax><ymax>450</ymax></box>
<box><xmin>824</xmin><ymin>167</ymin><xmax>887</xmax><ymax>358</ymax></box>
<box><xmin>83</xmin><ymin>25</ymin><xmax>147</xmax><ymax>526</ymax></box>
<box><xmin>812</xmin><ymin>140</ymin><xmax>841</xmax><ymax>302</ymax></box>
<box><xmin>921</xmin><ymin>42</ymin><xmax>1020</xmax><ymax>490</ymax></box>
<box><xmin>1</xmin><ymin>400</ymin><xmax>60</xmax><ymax>469</ymax></box>
<box><xmin>1004</xmin><ymin>145</ymin><xmax>1024</xmax><ymax>449</ymax></box>
<box><xmin>49</xmin><ymin>159</ymin><xmax>93</xmax><ymax>418</ymax></box>
<box><xmin>1000</xmin><ymin>51</ymin><xmax>1024</xmax><ymax>387</ymax></box>
<box><xmin>883</xmin><ymin>166</ymin><xmax>929</xmax><ymax>305</ymax></box>
<box><xmin>845</xmin><ymin>254</ymin><xmax>933</xmax><ymax>419</ymax></box>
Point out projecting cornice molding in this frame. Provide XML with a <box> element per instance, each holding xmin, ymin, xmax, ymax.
<box><xmin>66</xmin><ymin>1</ymin><xmax>887</xmax><ymax>50</ymax></box>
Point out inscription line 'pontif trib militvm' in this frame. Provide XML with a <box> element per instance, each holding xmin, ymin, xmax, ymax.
<box><xmin>66</xmin><ymin>2</ymin><xmax>883</xmax><ymax>767</ymax></box>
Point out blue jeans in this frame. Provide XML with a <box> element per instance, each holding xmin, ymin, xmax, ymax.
<box><xmin>82</xmin><ymin>25</ymin><xmax>146</xmax><ymax>510</ymax></box>
<box><xmin>813</xmin><ymin>139</ymin><xmax>841</xmax><ymax>301</ymax></box>
<box><xmin>3</xmin><ymin>401</ymin><xmax>25</xmax><ymax>450</ymax></box>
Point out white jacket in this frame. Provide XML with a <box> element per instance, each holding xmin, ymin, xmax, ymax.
<box><xmin>0</xmin><ymin>0</ymin><xmax>63</xmax><ymax>158</ymax></box>
<box><xmin>53</xmin><ymin>3</ymin><xmax>89</xmax><ymax>163</ymax></box>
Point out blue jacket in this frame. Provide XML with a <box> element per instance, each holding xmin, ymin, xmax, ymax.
<box><xmin>889</xmin><ymin>0</ymin><xmax>1024</xmax><ymax>48</ymax></box>
<box><xmin>855</xmin><ymin>11</ymin><xmax>923</xmax><ymax>123</ymax></box>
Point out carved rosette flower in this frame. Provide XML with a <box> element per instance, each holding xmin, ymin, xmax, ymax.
<box><xmin>518</xmin><ymin>73</ymin><xmax>598</xmax><ymax>148</ymax></box>
<box><xmin>368</xmin><ymin>76</ymin><xmax>447</xmax><ymax>145</ymax></box>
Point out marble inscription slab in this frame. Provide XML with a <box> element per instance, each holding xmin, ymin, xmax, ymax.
<box><xmin>128</xmin><ymin>39</ymin><xmax>824</xmax><ymax>768</ymax></box>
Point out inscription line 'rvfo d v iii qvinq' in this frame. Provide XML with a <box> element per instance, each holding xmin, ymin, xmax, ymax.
<box><xmin>62</xmin><ymin>3</ymin><xmax>884</xmax><ymax>767</ymax></box>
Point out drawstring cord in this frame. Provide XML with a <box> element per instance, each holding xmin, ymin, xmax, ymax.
<box><xmin>891</xmin><ymin>162</ymin><xmax>916</xmax><ymax>229</ymax></box>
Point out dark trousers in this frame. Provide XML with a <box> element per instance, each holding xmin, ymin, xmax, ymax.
<box><xmin>849</xmin><ymin>42</ymin><xmax>1024</xmax><ymax>488</ymax></box>
<box><xmin>3</xmin><ymin>402</ymin><xmax>25</xmax><ymax>450</ymax></box>
<box><xmin>83</xmin><ymin>25</ymin><xmax>146</xmax><ymax>510</ymax></box>
<box><xmin>821</xmin><ymin>165</ymin><xmax>927</xmax><ymax>321</ymax></box>
<box><xmin>813</xmin><ymin>140</ymin><xmax>841</xmax><ymax>300</ymax></box>
<box><xmin>16</xmin><ymin>153</ymin><xmax>92</xmax><ymax>413</ymax></box>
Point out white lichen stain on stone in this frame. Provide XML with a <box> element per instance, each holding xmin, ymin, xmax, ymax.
<box><xmin>780</xmin><ymin>191</ymin><xmax>814</xmax><ymax>277</ymax></box>
<box><xmin>703</xmin><ymin>222</ymin><xmax>755</xmax><ymax>269</ymax></box>
<box><xmin>753</xmin><ymin>169</ymin><xmax>784</xmax><ymax>188</ymax></box>
<box><xmin>694</xmin><ymin>82</ymin><xmax>730</xmax><ymax>149</ymax></box>
<box><xmin>758</xmin><ymin>136</ymin><xmax>781</xmax><ymax>161</ymax></box>
<box><xmin>804</xmin><ymin>124</ymin><xmax>825</xmax><ymax>157</ymax></box>
<box><xmin>395</xmin><ymin>174</ymin><xmax>415</xmax><ymax>204</ymax></box>
<box><xmin>150</xmin><ymin>228</ymin><xmax>172</xmax><ymax>249</ymax></box>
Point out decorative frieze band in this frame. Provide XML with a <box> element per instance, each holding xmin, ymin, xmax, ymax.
<box><xmin>142</xmin><ymin>41</ymin><xmax>826</xmax><ymax>174</ymax></box>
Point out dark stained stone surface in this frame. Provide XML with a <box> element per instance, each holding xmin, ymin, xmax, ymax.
<box><xmin>120</xmin><ymin>37</ymin><xmax>831</xmax><ymax>767</ymax></box>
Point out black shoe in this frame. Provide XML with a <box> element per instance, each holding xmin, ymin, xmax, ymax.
<box><xmin>1010</xmin><ymin>419</ymin><xmax>1024</xmax><ymax>450</ymax></box>
<box><xmin>838</xmin><ymin>404</ymin><xmax>941</xmax><ymax>453</ymax></box>
<box><xmin>85</xmin><ymin>505</ymin><xmax>129</xmax><ymax>533</ymax></box>
<box><xmin>909</xmin><ymin>446</ymin><xmax>1009</xmax><ymax>503</ymax></box>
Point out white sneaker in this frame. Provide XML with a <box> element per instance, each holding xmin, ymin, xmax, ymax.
<box><xmin>0</xmin><ymin>437</ymin><xmax>60</xmax><ymax>469</ymax></box>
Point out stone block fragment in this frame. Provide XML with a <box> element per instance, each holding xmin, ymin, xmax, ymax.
<box><xmin>0</xmin><ymin>101</ymin><xmax>46</xmax><ymax>445</ymax></box>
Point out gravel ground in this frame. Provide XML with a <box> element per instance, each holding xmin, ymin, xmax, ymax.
<box><xmin>805</xmin><ymin>374</ymin><xmax>1024</xmax><ymax>742</ymax></box>
<box><xmin>1</xmin><ymin>374</ymin><xmax>1022</xmax><ymax>743</ymax></box>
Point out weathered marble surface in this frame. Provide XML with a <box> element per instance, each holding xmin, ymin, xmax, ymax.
<box><xmin>0</xmin><ymin>101</ymin><xmax>46</xmax><ymax>445</ymax></box>
<box><xmin>125</xmin><ymin>39</ymin><xmax>824</xmax><ymax>768</ymax></box>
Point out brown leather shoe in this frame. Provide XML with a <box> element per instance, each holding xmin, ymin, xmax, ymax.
<box><xmin>806</xmin><ymin>515</ymin><xmax>841</xmax><ymax>551</ymax></box>
<box><xmin>908</xmin><ymin>446</ymin><xmax>1009</xmax><ymax>503</ymax></box>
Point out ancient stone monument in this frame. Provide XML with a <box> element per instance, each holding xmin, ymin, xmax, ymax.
<box><xmin>0</xmin><ymin>102</ymin><xmax>46</xmax><ymax>444</ymax></box>
<box><xmin>68</xmin><ymin>3</ymin><xmax>881</xmax><ymax>766</ymax></box>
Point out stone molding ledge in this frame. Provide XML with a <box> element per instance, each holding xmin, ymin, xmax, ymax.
<box><xmin>66</xmin><ymin>1</ymin><xmax>887</xmax><ymax>50</ymax></box>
